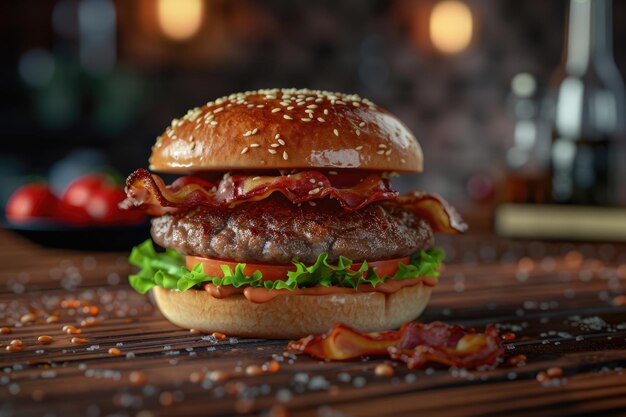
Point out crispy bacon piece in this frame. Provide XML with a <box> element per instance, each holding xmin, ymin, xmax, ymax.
<box><xmin>288</xmin><ymin>321</ymin><xmax>503</xmax><ymax>370</ymax></box>
<box><xmin>389</xmin><ymin>193</ymin><xmax>468</xmax><ymax>234</ymax></box>
<box><xmin>121</xmin><ymin>169</ymin><xmax>467</xmax><ymax>234</ymax></box>
<box><xmin>121</xmin><ymin>168</ymin><xmax>396</xmax><ymax>214</ymax></box>
<box><xmin>388</xmin><ymin>322</ymin><xmax>503</xmax><ymax>369</ymax></box>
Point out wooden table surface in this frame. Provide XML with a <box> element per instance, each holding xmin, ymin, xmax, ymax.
<box><xmin>1</xmin><ymin>227</ymin><xmax>626</xmax><ymax>417</ymax></box>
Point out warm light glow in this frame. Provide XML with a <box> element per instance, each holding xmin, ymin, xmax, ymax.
<box><xmin>429</xmin><ymin>1</ymin><xmax>473</xmax><ymax>54</ymax></box>
<box><xmin>157</xmin><ymin>0</ymin><xmax>203</xmax><ymax>41</ymax></box>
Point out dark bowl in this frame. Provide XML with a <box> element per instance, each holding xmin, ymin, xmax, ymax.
<box><xmin>2</xmin><ymin>217</ymin><xmax>151</xmax><ymax>251</ymax></box>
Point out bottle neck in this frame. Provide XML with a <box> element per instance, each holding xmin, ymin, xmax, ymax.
<box><xmin>563</xmin><ymin>0</ymin><xmax>614</xmax><ymax>76</ymax></box>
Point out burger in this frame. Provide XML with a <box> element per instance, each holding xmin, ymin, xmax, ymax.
<box><xmin>122</xmin><ymin>88</ymin><xmax>466</xmax><ymax>339</ymax></box>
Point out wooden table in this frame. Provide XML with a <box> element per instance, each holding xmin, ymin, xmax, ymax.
<box><xmin>1</xmin><ymin>228</ymin><xmax>626</xmax><ymax>417</ymax></box>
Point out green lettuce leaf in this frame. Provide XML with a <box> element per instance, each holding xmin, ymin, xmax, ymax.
<box><xmin>127</xmin><ymin>239</ymin><xmax>445</xmax><ymax>294</ymax></box>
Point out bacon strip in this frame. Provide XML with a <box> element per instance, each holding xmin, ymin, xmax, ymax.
<box><xmin>121</xmin><ymin>169</ymin><xmax>467</xmax><ymax>233</ymax></box>
<box><xmin>288</xmin><ymin>321</ymin><xmax>503</xmax><ymax>369</ymax></box>
<box><xmin>388</xmin><ymin>193</ymin><xmax>467</xmax><ymax>234</ymax></box>
<box><xmin>122</xmin><ymin>168</ymin><xmax>396</xmax><ymax>213</ymax></box>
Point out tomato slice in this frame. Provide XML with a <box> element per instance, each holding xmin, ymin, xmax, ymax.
<box><xmin>186</xmin><ymin>255</ymin><xmax>410</xmax><ymax>281</ymax></box>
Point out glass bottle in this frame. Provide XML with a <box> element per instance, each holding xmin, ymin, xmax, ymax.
<box><xmin>548</xmin><ymin>0</ymin><xmax>625</xmax><ymax>206</ymax></box>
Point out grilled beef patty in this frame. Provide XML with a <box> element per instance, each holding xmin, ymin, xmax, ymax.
<box><xmin>151</xmin><ymin>196</ymin><xmax>433</xmax><ymax>264</ymax></box>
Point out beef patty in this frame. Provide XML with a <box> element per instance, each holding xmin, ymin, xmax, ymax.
<box><xmin>151</xmin><ymin>196</ymin><xmax>433</xmax><ymax>264</ymax></box>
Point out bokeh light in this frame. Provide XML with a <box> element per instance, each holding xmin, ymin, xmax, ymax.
<box><xmin>157</xmin><ymin>0</ymin><xmax>204</xmax><ymax>41</ymax></box>
<box><xmin>429</xmin><ymin>1</ymin><xmax>473</xmax><ymax>54</ymax></box>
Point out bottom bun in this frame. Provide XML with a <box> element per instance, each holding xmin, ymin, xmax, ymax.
<box><xmin>152</xmin><ymin>284</ymin><xmax>432</xmax><ymax>339</ymax></box>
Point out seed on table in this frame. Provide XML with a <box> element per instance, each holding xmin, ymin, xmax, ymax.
<box><xmin>45</xmin><ymin>316</ymin><xmax>60</xmax><ymax>324</ymax></box>
<box><xmin>501</xmin><ymin>332</ymin><xmax>516</xmax><ymax>341</ymax></box>
<box><xmin>189</xmin><ymin>371</ymin><xmax>203</xmax><ymax>383</ymax></box>
<box><xmin>20</xmin><ymin>313</ymin><xmax>36</xmax><ymax>323</ymax></box>
<box><xmin>61</xmin><ymin>299</ymin><xmax>81</xmax><ymax>309</ymax></box>
<box><xmin>1</xmin><ymin>327</ymin><xmax>12</xmax><ymax>334</ymax></box>
<box><xmin>374</xmin><ymin>363</ymin><xmax>395</xmax><ymax>377</ymax></box>
<box><xmin>612</xmin><ymin>295</ymin><xmax>626</xmax><ymax>306</ymax></box>
<box><xmin>508</xmin><ymin>354</ymin><xmax>527</xmax><ymax>366</ymax></box>
<box><xmin>62</xmin><ymin>325</ymin><xmax>82</xmax><ymax>335</ymax></box>
<box><xmin>212</xmin><ymin>332</ymin><xmax>226</xmax><ymax>340</ymax></box>
<box><xmin>129</xmin><ymin>371</ymin><xmax>146</xmax><ymax>385</ymax></box>
<box><xmin>9</xmin><ymin>339</ymin><xmax>22</xmax><ymax>347</ymax></box>
<box><xmin>159</xmin><ymin>391</ymin><xmax>175</xmax><ymax>406</ymax></box>
<box><xmin>546</xmin><ymin>367</ymin><xmax>563</xmax><ymax>378</ymax></box>
<box><xmin>37</xmin><ymin>336</ymin><xmax>54</xmax><ymax>344</ymax></box>
<box><xmin>80</xmin><ymin>318</ymin><xmax>100</xmax><ymax>327</ymax></box>
<box><xmin>108</xmin><ymin>347</ymin><xmax>122</xmax><ymax>356</ymax></box>
<box><xmin>71</xmin><ymin>337</ymin><xmax>88</xmax><ymax>344</ymax></box>
<box><xmin>245</xmin><ymin>365</ymin><xmax>263</xmax><ymax>376</ymax></box>
<box><xmin>263</xmin><ymin>360</ymin><xmax>281</xmax><ymax>373</ymax></box>
<box><xmin>209</xmin><ymin>370</ymin><xmax>229</xmax><ymax>382</ymax></box>
<box><xmin>82</xmin><ymin>306</ymin><xmax>99</xmax><ymax>316</ymax></box>
<box><xmin>6</xmin><ymin>344</ymin><xmax>22</xmax><ymax>352</ymax></box>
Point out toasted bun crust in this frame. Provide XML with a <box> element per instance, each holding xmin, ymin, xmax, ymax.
<box><xmin>150</xmin><ymin>88</ymin><xmax>423</xmax><ymax>174</ymax></box>
<box><xmin>152</xmin><ymin>284</ymin><xmax>432</xmax><ymax>339</ymax></box>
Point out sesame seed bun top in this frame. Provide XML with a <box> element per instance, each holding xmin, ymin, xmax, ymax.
<box><xmin>149</xmin><ymin>88</ymin><xmax>423</xmax><ymax>173</ymax></box>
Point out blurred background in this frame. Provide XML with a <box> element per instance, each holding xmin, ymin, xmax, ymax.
<box><xmin>1</xmin><ymin>0</ymin><xmax>625</xmax><ymax>233</ymax></box>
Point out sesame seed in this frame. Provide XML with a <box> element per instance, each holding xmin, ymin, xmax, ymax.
<box><xmin>241</xmin><ymin>147</ymin><xmax>249</xmax><ymax>155</ymax></box>
<box><xmin>401</xmin><ymin>158</ymin><xmax>406</xmax><ymax>163</ymax></box>
<box><xmin>210</xmin><ymin>121</ymin><xmax>218</xmax><ymax>125</ymax></box>
<box><xmin>275</xmin><ymin>134</ymin><xmax>280</xmax><ymax>139</ymax></box>
<box><xmin>315</xmin><ymin>98</ymin><xmax>323</xmax><ymax>102</ymax></box>
<box><xmin>333</xmin><ymin>129</ymin><xmax>339</xmax><ymax>137</ymax></box>
<box><xmin>336</xmin><ymin>100</ymin><xmax>346</xmax><ymax>105</ymax></box>
<box><xmin>268</xmin><ymin>149</ymin><xmax>278</xmax><ymax>154</ymax></box>
<box><xmin>359</xmin><ymin>122</ymin><xmax>366</xmax><ymax>127</ymax></box>
<box><xmin>309</xmin><ymin>188</ymin><xmax>321</xmax><ymax>195</ymax></box>
<box><xmin>250</xmin><ymin>143</ymin><xmax>260</xmax><ymax>148</ymax></box>
<box><xmin>213</xmin><ymin>107</ymin><xmax>224</xmax><ymax>113</ymax></box>
<box><xmin>272</xmin><ymin>108</ymin><xmax>281</xmax><ymax>113</ymax></box>
<box><xmin>256</xmin><ymin>104</ymin><xmax>265</xmax><ymax>108</ymax></box>
<box><xmin>282</xmin><ymin>151</ymin><xmax>288</xmax><ymax>160</ymax></box>
<box><xmin>385</xmin><ymin>149</ymin><xmax>392</xmax><ymax>156</ymax></box>
<box><xmin>352</xmin><ymin>102</ymin><xmax>361</xmax><ymax>107</ymax></box>
<box><xmin>277</xmin><ymin>138</ymin><xmax>286</xmax><ymax>146</ymax></box>
<box><xmin>243</xmin><ymin>128</ymin><xmax>258</xmax><ymax>137</ymax></box>
<box><xmin>378</xmin><ymin>143</ymin><xmax>387</xmax><ymax>148</ymax></box>
<box><xmin>280</xmin><ymin>102</ymin><xmax>290</xmax><ymax>106</ymax></box>
<box><xmin>301</xmin><ymin>118</ymin><xmax>311</xmax><ymax>122</ymax></box>
<box><xmin>307</xmin><ymin>104</ymin><xmax>318</xmax><ymax>109</ymax></box>
<box><xmin>323</xmin><ymin>109</ymin><xmax>329</xmax><ymax>115</ymax></box>
<box><xmin>309</xmin><ymin>179</ymin><xmax>316</xmax><ymax>183</ymax></box>
<box><xmin>271</xmin><ymin>143</ymin><xmax>280</xmax><ymax>148</ymax></box>
<box><xmin>252</xmin><ymin>176</ymin><xmax>261</xmax><ymax>180</ymax></box>
<box><xmin>377</xmin><ymin>150</ymin><xmax>385</xmax><ymax>155</ymax></box>
<box><xmin>283</xmin><ymin>114</ymin><xmax>293</xmax><ymax>120</ymax></box>
<box><xmin>356</xmin><ymin>145</ymin><xmax>364</xmax><ymax>150</ymax></box>
<box><xmin>328</xmin><ymin>171</ymin><xmax>338</xmax><ymax>175</ymax></box>
<box><xmin>355</xmin><ymin>129</ymin><xmax>360</xmax><ymax>136</ymax></box>
<box><xmin>317</xmin><ymin>117</ymin><xmax>325</xmax><ymax>122</ymax></box>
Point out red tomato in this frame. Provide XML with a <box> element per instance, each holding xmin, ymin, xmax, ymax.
<box><xmin>6</xmin><ymin>184</ymin><xmax>59</xmax><ymax>223</ymax></box>
<box><xmin>85</xmin><ymin>188</ymin><xmax>143</xmax><ymax>224</ymax></box>
<box><xmin>62</xmin><ymin>175</ymin><xmax>111</xmax><ymax>208</ymax></box>
<box><xmin>186</xmin><ymin>256</ymin><xmax>410</xmax><ymax>280</ymax></box>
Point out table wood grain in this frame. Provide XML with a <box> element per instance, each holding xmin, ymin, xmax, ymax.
<box><xmin>1</xmin><ymin>228</ymin><xmax>626</xmax><ymax>417</ymax></box>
